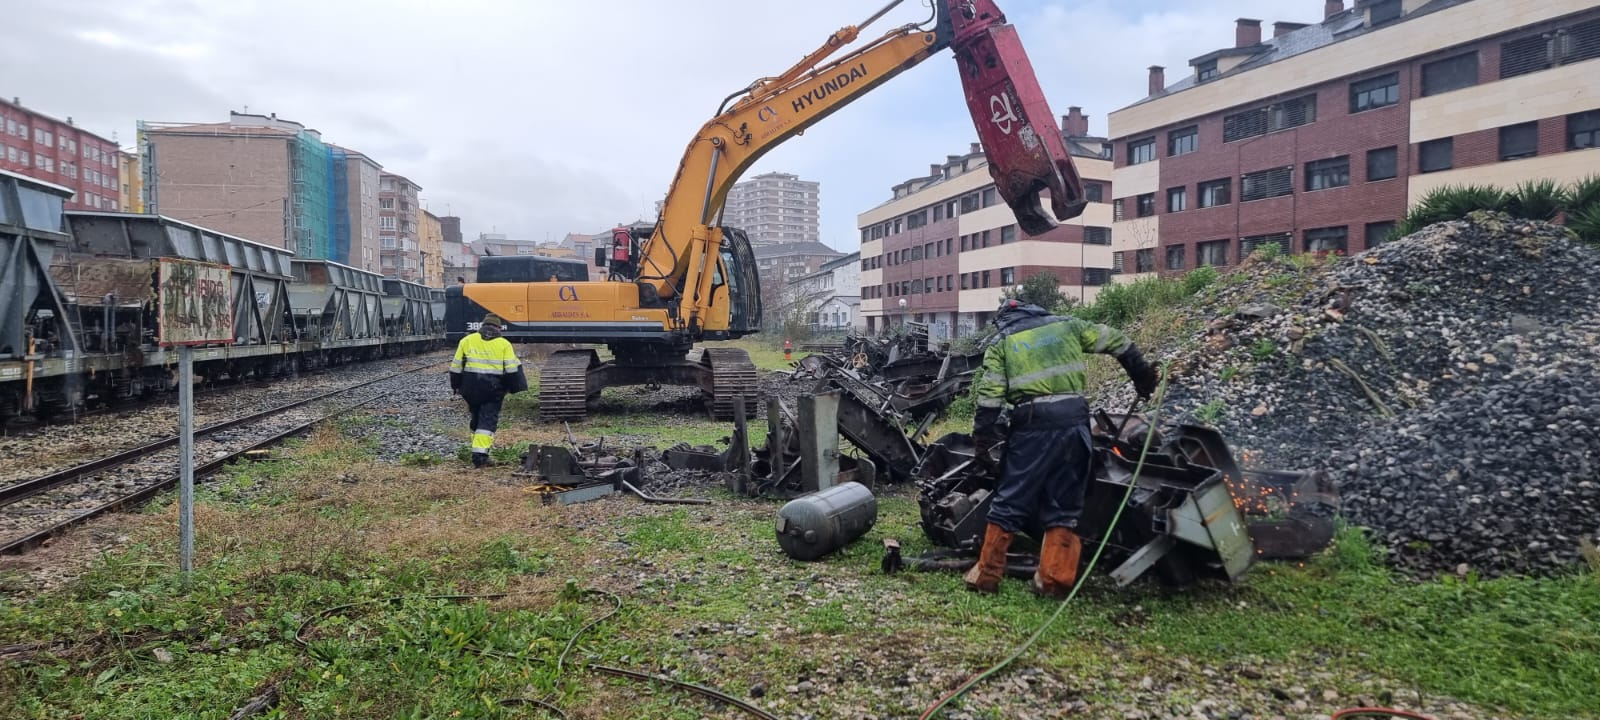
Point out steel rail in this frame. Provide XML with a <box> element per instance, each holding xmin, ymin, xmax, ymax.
<box><xmin>0</xmin><ymin>363</ymin><xmax>440</xmax><ymax>555</ymax></box>
<box><xmin>0</xmin><ymin>362</ymin><xmax>440</xmax><ymax>509</ymax></box>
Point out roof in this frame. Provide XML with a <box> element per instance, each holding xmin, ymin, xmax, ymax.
<box><xmin>817</xmin><ymin>251</ymin><xmax>860</xmax><ymax>272</ymax></box>
<box><xmin>864</xmin><ymin>130</ymin><xmax>1111</xmax><ymax>213</ymax></box>
<box><xmin>753</xmin><ymin>241</ymin><xmax>842</xmax><ymax>259</ymax></box>
<box><xmin>1130</xmin><ymin>0</ymin><xmax>1471</xmax><ymax>106</ymax></box>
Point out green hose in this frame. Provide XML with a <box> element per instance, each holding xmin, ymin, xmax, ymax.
<box><xmin>918</xmin><ymin>363</ymin><xmax>1171</xmax><ymax>719</ymax></box>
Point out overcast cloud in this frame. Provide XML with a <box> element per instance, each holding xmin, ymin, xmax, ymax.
<box><xmin>1</xmin><ymin>0</ymin><xmax>1307</xmax><ymax>250</ymax></box>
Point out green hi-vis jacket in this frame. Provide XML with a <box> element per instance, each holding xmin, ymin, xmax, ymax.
<box><xmin>973</xmin><ymin>313</ymin><xmax>1132</xmax><ymax>413</ymax></box>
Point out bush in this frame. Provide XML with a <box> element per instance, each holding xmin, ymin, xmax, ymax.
<box><xmin>1570</xmin><ymin>175</ymin><xmax>1600</xmax><ymax>216</ymax></box>
<box><xmin>1568</xmin><ymin>203</ymin><xmax>1600</xmax><ymax>247</ymax></box>
<box><xmin>1074</xmin><ymin>272</ymin><xmax>1211</xmax><ymax>329</ymax></box>
<box><xmin>1503</xmin><ymin>179</ymin><xmax>1569</xmax><ymax>221</ymax></box>
<box><xmin>1001</xmin><ymin>270</ymin><xmax>1076</xmax><ymax>314</ymax></box>
<box><xmin>1397</xmin><ymin>184</ymin><xmax>1509</xmax><ymax>237</ymax></box>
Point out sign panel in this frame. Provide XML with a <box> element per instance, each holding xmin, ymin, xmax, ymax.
<box><xmin>158</xmin><ymin>258</ymin><xmax>233</xmax><ymax>347</ymax></box>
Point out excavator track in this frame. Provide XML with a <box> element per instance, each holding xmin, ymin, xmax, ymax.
<box><xmin>702</xmin><ymin>347</ymin><xmax>761</xmax><ymax>421</ymax></box>
<box><xmin>538</xmin><ymin>350</ymin><xmax>595</xmax><ymax>422</ymax></box>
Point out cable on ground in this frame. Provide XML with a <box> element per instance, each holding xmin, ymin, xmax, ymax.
<box><xmin>918</xmin><ymin>363</ymin><xmax>1171</xmax><ymax>720</ymax></box>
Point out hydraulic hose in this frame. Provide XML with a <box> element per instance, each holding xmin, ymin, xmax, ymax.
<box><xmin>918</xmin><ymin>363</ymin><xmax>1172</xmax><ymax>719</ymax></box>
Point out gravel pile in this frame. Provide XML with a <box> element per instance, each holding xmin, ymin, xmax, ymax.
<box><xmin>1104</xmin><ymin>213</ymin><xmax>1600</xmax><ymax>576</ymax></box>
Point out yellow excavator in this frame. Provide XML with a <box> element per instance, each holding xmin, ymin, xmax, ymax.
<box><xmin>446</xmin><ymin>0</ymin><xmax>1087</xmax><ymax>421</ymax></box>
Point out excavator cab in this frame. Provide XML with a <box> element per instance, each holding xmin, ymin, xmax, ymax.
<box><xmin>717</xmin><ymin>227</ymin><xmax>762</xmax><ymax>337</ymax></box>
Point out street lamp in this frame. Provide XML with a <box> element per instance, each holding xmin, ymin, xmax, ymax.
<box><xmin>897</xmin><ymin>297</ymin><xmax>907</xmax><ymax>328</ymax></box>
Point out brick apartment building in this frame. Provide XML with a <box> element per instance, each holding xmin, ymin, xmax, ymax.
<box><xmin>754</xmin><ymin>241</ymin><xmax>845</xmax><ymax>291</ymax></box>
<box><xmin>724</xmin><ymin>171</ymin><xmax>822</xmax><ymax>247</ymax></box>
<box><xmin>140</xmin><ymin>111</ymin><xmax>445</xmax><ymax>278</ymax></box>
<box><xmin>1108</xmin><ymin>0</ymin><xmax>1600</xmax><ymax>280</ymax></box>
<box><xmin>378</xmin><ymin>172</ymin><xmax>422</xmax><ymax>281</ymax></box>
<box><xmin>858</xmin><ymin>107</ymin><xmax>1116</xmax><ymax>339</ymax></box>
<box><xmin>0</xmin><ymin>97</ymin><xmax>123</xmax><ymax>212</ymax></box>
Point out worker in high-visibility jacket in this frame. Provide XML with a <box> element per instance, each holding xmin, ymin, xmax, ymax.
<box><xmin>448</xmin><ymin>314</ymin><xmax>528</xmax><ymax>468</ymax></box>
<box><xmin>965</xmin><ymin>299</ymin><xmax>1157</xmax><ymax>598</ymax></box>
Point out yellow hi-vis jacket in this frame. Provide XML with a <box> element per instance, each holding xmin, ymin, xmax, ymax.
<box><xmin>448</xmin><ymin>332</ymin><xmax>529</xmax><ymax>401</ymax></box>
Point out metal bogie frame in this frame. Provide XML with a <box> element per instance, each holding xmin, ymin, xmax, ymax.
<box><xmin>0</xmin><ymin>174</ymin><xmax>444</xmax><ymax>423</ymax></box>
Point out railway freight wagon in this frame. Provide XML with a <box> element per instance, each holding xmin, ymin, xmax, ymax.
<box><xmin>0</xmin><ymin>168</ymin><xmax>445</xmax><ymax>423</ymax></box>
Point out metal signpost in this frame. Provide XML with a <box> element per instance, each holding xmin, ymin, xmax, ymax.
<box><xmin>156</xmin><ymin>258</ymin><xmax>234</xmax><ymax>583</ymax></box>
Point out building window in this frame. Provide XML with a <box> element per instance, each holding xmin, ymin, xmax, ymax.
<box><xmin>1127</xmin><ymin>138</ymin><xmax>1156</xmax><ymax>165</ymax></box>
<box><xmin>893</xmin><ymin>218</ymin><xmax>903</xmax><ymax>234</ymax></box>
<box><xmin>961</xmin><ymin>274</ymin><xmax>970</xmax><ymax>290</ymax></box>
<box><xmin>379</xmin><ymin>198</ymin><xmax>395</xmax><ymax>209</ymax></box>
<box><xmin>1224</xmin><ymin>95</ymin><xmax>1317</xmax><ymax>142</ymax></box>
<box><xmin>1197</xmin><ymin>240</ymin><xmax>1229</xmax><ymax>267</ymax></box>
<box><xmin>1366</xmin><ymin>221</ymin><xmax>1396</xmax><ymax>247</ymax></box>
<box><xmin>1367</xmin><ymin>147</ymin><xmax>1399</xmax><ymax>181</ymax></box>
<box><xmin>1168</xmin><ymin>126</ymin><xmax>1198</xmax><ymax>156</ymax></box>
<box><xmin>1084</xmin><ymin>182</ymin><xmax>1104</xmax><ymax>202</ymax></box>
<box><xmin>945</xmin><ymin>274</ymin><xmax>952</xmax><ymax>291</ymax></box>
<box><xmin>1112</xmin><ymin>198</ymin><xmax>1126</xmax><ymax>222</ymax></box>
<box><xmin>1241</xmin><ymin>232</ymin><xmax>1292</xmax><ymax>258</ymax></box>
<box><xmin>1241</xmin><ymin>167</ymin><xmax>1293</xmax><ymax>202</ymax></box>
<box><xmin>1084</xmin><ymin>226</ymin><xmax>1111</xmax><ymax>245</ymax></box>
<box><xmin>982</xmin><ymin>187</ymin><xmax>998</xmax><ymax>207</ymax></box>
<box><xmin>1000</xmin><ymin>267</ymin><xmax>1015</xmax><ymax>285</ymax></box>
<box><xmin>1083</xmin><ymin>268</ymin><xmax>1110</xmax><ymax>286</ymax></box>
<box><xmin>380</xmin><ymin>216</ymin><xmax>397</xmax><ymax>230</ymax></box>
<box><xmin>1501</xmin><ymin>34</ymin><xmax>1553</xmax><ymax>79</ymax></box>
<box><xmin>1306</xmin><ymin>156</ymin><xmax>1350</xmax><ymax>191</ymax></box>
<box><xmin>1499</xmin><ymin>122</ymin><xmax>1539</xmax><ymax>160</ymax></box>
<box><xmin>933</xmin><ymin>204</ymin><xmax>945</xmax><ymax>222</ymax></box>
<box><xmin>1167</xmin><ymin>186</ymin><xmax>1187</xmax><ymax>212</ymax></box>
<box><xmin>1166</xmin><ymin>245</ymin><xmax>1186</xmax><ymax>271</ymax></box>
<box><xmin>981</xmin><ymin>270</ymin><xmax>991</xmax><ymax>288</ymax></box>
<box><xmin>1349</xmin><ymin>72</ymin><xmax>1399</xmax><ymax>113</ymax></box>
<box><xmin>1369</xmin><ymin>0</ymin><xmax>1401</xmax><ymax>25</ymax></box>
<box><xmin>1135</xmin><ymin>248</ymin><xmax>1156</xmax><ymax>273</ymax></box>
<box><xmin>1110</xmin><ymin>251</ymin><xmax>1124</xmax><ymax>274</ymax></box>
<box><xmin>1419</xmin><ymin>138</ymin><xmax>1454</xmax><ymax>173</ymax></box>
<box><xmin>1305</xmin><ymin>226</ymin><xmax>1349</xmax><ymax>254</ymax></box>
<box><xmin>1196</xmin><ymin>60</ymin><xmax>1219</xmax><ymax>82</ymax></box>
<box><xmin>1198</xmin><ymin>179</ymin><xmax>1231</xmax><ymax>208</ymax></box>
<box><xmin>908</xmin><ymin>211</ymin><xmax>926</xmax><ymax>229</ymax></box>
<box><xmin>1567</xmin><ymin>110</ymin><xmax>1600</xmax><ymax>150</ymax></box>
<box><xmin>1136</xmin><ymin>193</ymin><xmax>1155</xmax><ymax>217</ymax></box>
<box><xmin>1000</xmin><ymin>225</ymin><xmax>1016</xmax><ymax>243</ymax></box>
<box><xmin>1421</xmin><ymin>52</ymin><xmax>1478</xmax><ymax>96</ymax></box>
<box><xmin>945</xmin><ymin>237</ymin><xmax>952</xmax><ymax>254</ymax></box>
<box><xmin>960</xmin><ymin>194</ymin><xmax>980</xmax><ymax>214</ymax></box>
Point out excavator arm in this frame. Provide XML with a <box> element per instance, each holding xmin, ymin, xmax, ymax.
<box><xmin>632</xmin><ymin>0</ymin><xmax>1085</xmax><ymax>335</ymax></box>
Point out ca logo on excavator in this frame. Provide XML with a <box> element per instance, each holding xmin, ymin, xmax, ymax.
<box><xmin>990</xmin><ymin>93</ymin><xmax>1018</xmax><ymax>135</ymax></box>
<box><xmin>559</xmin><ymin>285</ymin><xmax>580</xmax><ymax>301</ymax></box>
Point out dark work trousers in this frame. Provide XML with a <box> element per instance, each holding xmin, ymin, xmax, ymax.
<box><xmin>987</xmin><ymin>396</ymin><xmax>1094</xmax><ymax>534</ymax></box>
<box><xmin>466</xmin><ymin>394</ymin><xmax>505</xmax><ymax>457</ymax></box>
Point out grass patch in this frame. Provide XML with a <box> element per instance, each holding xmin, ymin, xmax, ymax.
<box><xmin>4</xmin><ymin>428</ymin><xmax>1595</xmax><ymax>719</ymax></box>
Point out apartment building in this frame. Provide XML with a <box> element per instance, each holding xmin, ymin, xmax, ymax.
<box><xmin>441</xmin><ymin>216</ymin><xmax>477</xmax><ymax>284</ymax></box>
<box><xmin>378</xmin><ymin>172</ymin><xmax>421</xmax><ymax>281</ymax></box>
<box><xmin>785</xmin><ymin>251</ymin><xmax>862</xmax><ymax>332</ymax></box>
<box><xmin>724</xmin><ymin>171</ymin><xmax>821</xmax><ymax>247</ymax></box>
<box><xmin>141</xmin><ymin>112</ymin><xmax>390</xmax><ymax>267</ymax></box>
<box><xmin>117</xmin><ymin>149</ymin><xmax>143</xmax><ymax>213</ymax></box>
<box><xmin>419</xmin><ymin>209</ymin><xmax>445</xmax><ymax>287</ymax></box>
<box><xmin>0</xmin><ymin>97</ymin><xmax>123</xmax><ymax>212</ymax></box>
<box><xmin>858</xmin><ymin>108</ymin><xmax>1117</xmax><ymax>339</ymax></box>
<box><xmin>754</xmin><ymin>241</ymin><xmax>845</xmax><ymax>291</ymax></box>
<box><xmin>1108</xmin><ymin>0</ymin><xmax>1600</xmax><ymax>279</ymax></box>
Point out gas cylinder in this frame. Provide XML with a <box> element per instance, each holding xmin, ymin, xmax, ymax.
<box><xmin>775</xmin><ymin>482</ymin><xmax>877</xmax><ymax>561</ymax></box>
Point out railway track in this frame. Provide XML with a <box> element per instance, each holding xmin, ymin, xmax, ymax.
<box><xmin>0</xmin><ymin>362</ymin><xmax>443</xmax><ymax>555</ymax></box>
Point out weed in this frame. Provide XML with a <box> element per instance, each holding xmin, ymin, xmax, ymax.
<box><xmin>1249</xmin><ymin>242</ymin><xmax>1284</xmax><ymax>262</ymax></box>
<box><xmin>399</xmin><ymin>452</ymin><xmax>443</xmax><ymax>468</ymax></box>
<box><xmin>1265</xmin><ymin>273</ymin><xmax>1295</xmax><ymax>290</ymax></box>
<box><xmin>1251</xmin><ymin>338</ymin><xmax>1278</xmax><ymax>360</ymax></box>
<box><xmin>1219</xmin><ymin>366</ymin><xmax>1239</xmax><ymax>383</ymax></box>
<box><xmin>1195</xmin><ymin>399</ymin><xmax>1226</xmax><ymax>424</ymax></box>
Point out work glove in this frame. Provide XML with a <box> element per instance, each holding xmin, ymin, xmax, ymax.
<box><xmin>1117</xmin><ymin>346</ymin><xmax>1159</xmax><ymax>400</ymax></box>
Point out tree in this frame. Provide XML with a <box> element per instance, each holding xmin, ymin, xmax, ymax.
<box><xmin>1001</xmin><ymin>270</ymin><xmax>1077</xmax><ymax>314</ymax></box>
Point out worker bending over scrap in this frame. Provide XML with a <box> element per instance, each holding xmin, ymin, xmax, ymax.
<box><xmin>967</xmin><ymin>299</ymin><xmax>1158</xmax><ymax>598</ymax></box>
<box><xmin>448</xmin><ymin>313</ymin><xmax>528</xmax><ymax>468</ymax></box>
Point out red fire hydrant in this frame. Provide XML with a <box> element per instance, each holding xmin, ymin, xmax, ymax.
<box><xmin>784</xmin><ymin>338</ymin><xmax>792</xmax><ymax>361</ymax></box>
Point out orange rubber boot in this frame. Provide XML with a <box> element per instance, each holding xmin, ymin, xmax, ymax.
<box><xmin>1031</xmin><ymin>527</ymin><xmax>1082</xmax><ymax>599</ymax></box>
<box><xmin>963</xmin><ymin>523</ymin><xmax>1014</xmax><ymax>594</ymax></box>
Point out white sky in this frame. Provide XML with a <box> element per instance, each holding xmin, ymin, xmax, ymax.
<box><xmin>1</xmin><ymin>0</ymin><xmax>1309</xmax><ymax>250</ymax></box>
